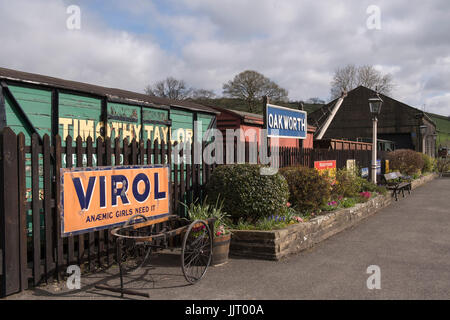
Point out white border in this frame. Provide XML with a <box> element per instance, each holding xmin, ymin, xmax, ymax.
<box><xmin>266</xmin><ymin>103</ymin><xmax>307</xmax><ymax>140</ymax></box>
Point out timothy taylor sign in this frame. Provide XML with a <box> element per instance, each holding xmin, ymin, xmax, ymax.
<box><xmin>265</xmin><ymin>103</ymin><xmax>307</xmax><ymax>139</ymax></box>
<box><xmin>61</xmin><ymin>165</ymin><xmax>170</xmax><ymax>236</ymax></box>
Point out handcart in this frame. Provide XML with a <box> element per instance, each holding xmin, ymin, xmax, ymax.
<box><xmin>95</xmin><ymin>214</ymin><xmax>213</xmax><ymax>298</ymax></box>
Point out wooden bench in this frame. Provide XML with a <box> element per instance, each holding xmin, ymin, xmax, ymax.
<box><xmin>383</xmin><ymin>171</ymin><xmax>412</xmax><ymax>201</ymax></box>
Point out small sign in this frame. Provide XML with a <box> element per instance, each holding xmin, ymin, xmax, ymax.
<box><xmin>385</xmin><ymin>160</ymin><xmax>390</xmax><ymax>173</ymax></box>
<box><xmin>346</xmin><ymin>159</ymin><xmax>356</xmax><ymax>175</ymax></box>
<box><xmin>314</xmin><ymin>160</ymin><xmax>337</xmax><ymax>180</ymax></box>
<box><xmin>265</xmin><ymin>103</ymin><xmax>307</xmax><ymax>139</ymax></box>
<box><xmin>361</xmin><ymin>167</ymin><xmax>369</xmax><ymax>178</ymax></box>
<box><xmin>61</xmin><ymin>165</ymin><xmax>170</xmax><ymax>236</ymax></box>
<box><xmin>376</xmin><ymin>160</ymin><xmax>381</xmax><ymax>175</ymax></box>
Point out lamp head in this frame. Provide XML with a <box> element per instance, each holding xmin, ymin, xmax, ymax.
<box><xmin>368</xmin><ymin>95</ymin><xmax>383</xmax><ymax>116</ymax></box>
<box><xmin>419</xmin><ymin>125</ymin><xmax>427</xmax><ymax>135</ymax></box>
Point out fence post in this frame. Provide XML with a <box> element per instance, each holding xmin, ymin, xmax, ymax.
<box><xmin>0</xmin><ymin>127</ymin><xmax>20</xmax><ymax>297</ymax></box>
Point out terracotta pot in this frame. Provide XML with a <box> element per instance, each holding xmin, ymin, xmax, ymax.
<box><xmin>211</xmin><ymin>233</ymin><xmax>231</xmax><ymax>266</ymax></box>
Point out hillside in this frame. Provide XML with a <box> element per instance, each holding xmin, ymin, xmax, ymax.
<box><xmin>189</xmin><ymin>97</ymin><xmax>324</xmax><ymax>115</ymax></box>
<box><xmin>426</xmin><ymin>112</ymin><xmax>450</xmax><ymax>148</ymax></box>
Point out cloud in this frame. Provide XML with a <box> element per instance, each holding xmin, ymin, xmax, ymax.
<box><xmin>0</xmin><ymin>0</ymin><xmax>182</xmax><ymax>93</ymax></box>
<box><xmin>0</xmin><ymin>0</ymin><xmax>449</xmax><ymax>116</ymax></box>
<box><xmin>425</xmin><ymin>94</ymin><xmax>450</xmax><ymax>116</ymax></box>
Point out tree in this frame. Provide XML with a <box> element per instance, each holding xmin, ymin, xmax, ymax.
<box><xmin>145</xmin><ymin>77</ymin><xmax>191</xmax><ymax>100</ymax></box>
<box><xmin>222</xmin><ymin>70</ymin><xmax>289</xmax><ymax>113</ymax></box>
<box><xmin>190</xmin><ymin>89</ymin><xmax>217</xmax><ymax>100</ymax></box>
<box><xmin>306</xmin><ymin>97</ymin><xmax>325</xmax><ymax>104</ymax></box>
<box><xmin>330</xmin><ymin>64</ymin><xmax>394</xmax><ymax>99</ymax></box>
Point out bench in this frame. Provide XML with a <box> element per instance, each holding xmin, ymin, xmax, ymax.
<box><xmin>383</xmin><ymin>171</ymin><xmax>412</xmax><ymax>201</ymax></box>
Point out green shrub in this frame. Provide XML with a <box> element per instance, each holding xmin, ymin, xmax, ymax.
<box><xmin>332</xmin><ymin>168</ymin><xmax>361</xmax><ymax>198</ymax></box>
<box><xmin>421</xmin><ymin>153</ymin><xmax>435</xmax><ymax>173</ymax></box>
<box><xmin>386</xmin><ymin>149</ymin><xmax>424</xmax><ymax>175</ymax></box>
<box><xmin>182</xmin><ymin>197</ymin><xmax>231</xmax><ymax>238</ymax></box>
<box><xmin>340</xmin><ymin>197</ymin><xmax>358</xmax><ymax>208</ymax></box>
<box><xmin>279</xmin><ymin>165</ymin><xmax>331</xmax><ymax>214</ymax></box>
<box><xmin>436</xmin><ymin>157</ymin><xmax>450</xmax><ymax>173</ymax></box>
<box><xmin>356</xmin><ymin>177</ymin><xmax>377</xmax><ymax>192</ymax></box>
<box><xmin>375</xmin><ymin>185</ymin><xmax>388</xmax><ymax>195</ymax></box>
<box><xmin>206</xmin><ymin>164</ymin><xmax>289</xmax><ymax>223</ymax></box>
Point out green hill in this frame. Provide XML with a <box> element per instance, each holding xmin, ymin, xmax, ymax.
<box><xmin>189</xmin><ymin>97</ymin><xmax>323</xmax><ymax>115</ymax></box>
<box><xmin>426</xmin><ymin>112</ymin><xmax>450</xmax><ymax>148</ymax></box>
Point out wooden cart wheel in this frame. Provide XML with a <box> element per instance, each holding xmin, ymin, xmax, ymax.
<box><xmin>117</xmin><ymin>214</ymin><xmax>154</xmax><ymax>273</ymax></box>
<box><xmin>181</xmin><ymin>220</ymin><xmax>212</xmax><ymax>284</ymax></box>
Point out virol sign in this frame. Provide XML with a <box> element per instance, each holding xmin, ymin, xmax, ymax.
<box><xmin>265</xmin><ymin>103</ymin><xmax>307</xmax><ymax>139</ymax></box>
<box><xmin>60</xmin><ymin>165</ymin><xmax>170</xmax><ymax>236</ymax></box>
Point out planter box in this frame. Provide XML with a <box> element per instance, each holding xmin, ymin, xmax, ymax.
<box><xmin>230</xmin><ymin>194</ymin><xmax>392</xmax><ymax>260</ymax></box>
<box><xmin>230</xmin><ymin>173</ymin><xmax>439</xmax><ymax>261</ymax></box>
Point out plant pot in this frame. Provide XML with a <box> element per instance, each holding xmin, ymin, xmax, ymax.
<box><xmin>212</xmin><ymin>233</ymin><xmax>231</xmax><ymax>266</ymax></box>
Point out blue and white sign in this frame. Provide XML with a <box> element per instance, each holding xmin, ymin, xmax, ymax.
<box><xmin>361</xmin><ymin>167</ymin><xmax>369</xmax><ymax>178</ymax></box>
<box><xmin>376</xmin><ymin>159</ymin><xmax>381</xmax><ymax>174</ymax></box>
<box><xmin>266</xmin><ymin>104</ymin><xmax>307</xmax><ymax>139</ymax></box>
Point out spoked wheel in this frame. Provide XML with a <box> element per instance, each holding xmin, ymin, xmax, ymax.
<box><xmin>116</xmin><ymin>214</ymin><xmax>154</xmax><ymax>274</ymax></box>
<box><xmin>181</xmin><ymin>220</ymin><xmax>212</xmax><ymax>284</ymax></box>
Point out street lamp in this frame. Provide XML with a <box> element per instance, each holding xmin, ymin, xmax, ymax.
<box><xmin>432</xmin><ymin>133</ymin><xmax>437</xmax><ymax>157</ymax></box>
<box><xmin>369</xmin><ymin>95</ymin><xmax>383</xmax><ymax>184</ymax></box>
<box><xmin>420</xmin><ymin>125</ymin><xmax>427</xmax><ymax>154</ymax></box>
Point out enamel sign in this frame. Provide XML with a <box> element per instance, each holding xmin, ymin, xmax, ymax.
<box><xmin>314</xmin><ymin>160</ymin><xmax>337</xmax><ymax>180</ymax></box>
<box><xmin>265</xmin><ymin>103</ymin><xmax>307</xmax><ymax>139</ymax></box>
<box><xmin>61</xmin><ymin>165</ymin><xmax>170</xmax><ymax>236</ymax></box>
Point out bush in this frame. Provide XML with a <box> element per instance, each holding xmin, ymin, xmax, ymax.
<box><xmin>332</xmin><ymin>168</ymin><xmax>361</xmax><ymax>198</ymax></box>
<box><xmin>206</xmin><ymin>164</ymin><xmax>289</xmax><ymax>223</ymax></box>
<box><xmin>421</xmin><ymin>153</ymin><xmax>435</xmax><ymax>173</ymax></box>
<box><xmin>386</xmin><ymin>149</ymin><xmax>424</xmax><ymax>175</ymax></box>
<box><xmin>436</xmin><ymin>157</ymin><xmax>450</xmax><ymax>174</ymax></box>
<box><xmin>279</xmin><ymin>166</ymin><xmax>331</xmax><ymax>214</ymax></box>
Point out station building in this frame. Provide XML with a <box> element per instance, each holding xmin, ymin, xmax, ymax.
<box><xmin>309</xmin><ymin>86</ymin><xmax>437</xmax><ymax>157</ymax></box>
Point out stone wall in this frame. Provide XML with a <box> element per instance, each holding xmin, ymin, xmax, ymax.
<box><xmin>411</xmin><ymin>173</ymin><xmax>438</xmax><ymax>189</ymax></box>
<box><xmin>230</xmin><ymin>173</ymin><xmax>438</xmax><ymax>261</ymax></box>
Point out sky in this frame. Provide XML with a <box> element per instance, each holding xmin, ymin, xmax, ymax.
<box><xmin>0</xmin><ymin>0</ymin><xmax>449</xmax><ymax>116</ymax></box>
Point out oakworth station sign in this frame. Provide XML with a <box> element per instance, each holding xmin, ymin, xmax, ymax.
<box><xmin>265</xmin><ymin>103</ymin><xmax>307</xmax><ymax>139</ymax></box>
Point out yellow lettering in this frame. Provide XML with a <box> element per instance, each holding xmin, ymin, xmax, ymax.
<box><xmin>154</xmin><ymin>126</ymin><xmax>161</xmax><ymax>144</ymax></box>
<box><xmin>160</xmin><ymin>126</ymin><xmax>168</xmax><ymax>143</ymax></box>
<box><xmin>73</xmin><ymin>119</ymin><xmax>78</xmax><ymax>139</ymax></box>
<box><xmin>111</xmin><ymin>122</ymin><xmax>122</xmax><ymax>140</ymax></box>
<box><xmin>169</xmin><ymin>127</ymin><xmax>175</xmax><ymax>144</ymax></box>
<box><xmin>122</xmin><ymin>123</ymin><xmax>133</xmax><ymax>142</ymax></box>
<box><xmin>133</xmin><ymin>124</ymin><xmax>141</xmax><ymax>142</ymax></box>
<box><xmin>176</xmin><ymin>129</ymin><xmax>185</xmax><ymax>143</ymax></box>
<box><xmin>185</xmin><ymin>129</ymin><xmax>193</xmax><ymax>143</ymax></box>
<box><xmin>59</xmin><ymin>118</ymin><xmax>72</xmax><ymax>140</ymax></box>
<box><xmin>79</xmin><ymin>119</ymin><xmax>94</xmax><ymax>140</ymax></box>
<box><xmin>144</xmin><ymin>125</ymin><xmax>154</xmax><ymax>143</ymax></box>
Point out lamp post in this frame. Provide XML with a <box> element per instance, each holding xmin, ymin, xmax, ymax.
<box><xmin>432</xmin><ymin>134</ymin><xmax>437</xmax><ymax>157</ymax></box>
<box><xmin>419</xmin><ymin>125</ymin><xmax>427</xmax><ymax>154</ymax></box>
<box><xmin>369</xmin><ymin>95</ymin><xmax>383</xmax><ymax>184</ymax></box>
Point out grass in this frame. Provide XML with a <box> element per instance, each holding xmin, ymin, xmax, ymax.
<box><xmin>426</xmin><ymin>112</ymin><xmax>450</xmax><ymax>148</ymax></box>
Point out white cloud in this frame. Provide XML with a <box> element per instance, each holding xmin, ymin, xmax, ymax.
<box><xmin>0</xmin><ymin>0</ymin><xmax>182</xmax><ymax>93</ymax></box>
<box><xmin>0</xmin><ymin>0</ymin><xmax>449</xmax><ymax>116</ymax></box>
<box><xmin>425</xmin><ymin>94</ymin><xmax>450</xmax><ymax>116</ymax></box>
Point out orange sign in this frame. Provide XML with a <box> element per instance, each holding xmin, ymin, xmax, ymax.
<box><xmin>61</xmin><ymin>165</ymin><xmax>170</xmax><ymax>236</ymax></box>
<box><xmin>314</xmin><ymin>160</ymin><xmax>337</xmax><ymax>180</ymax></box>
